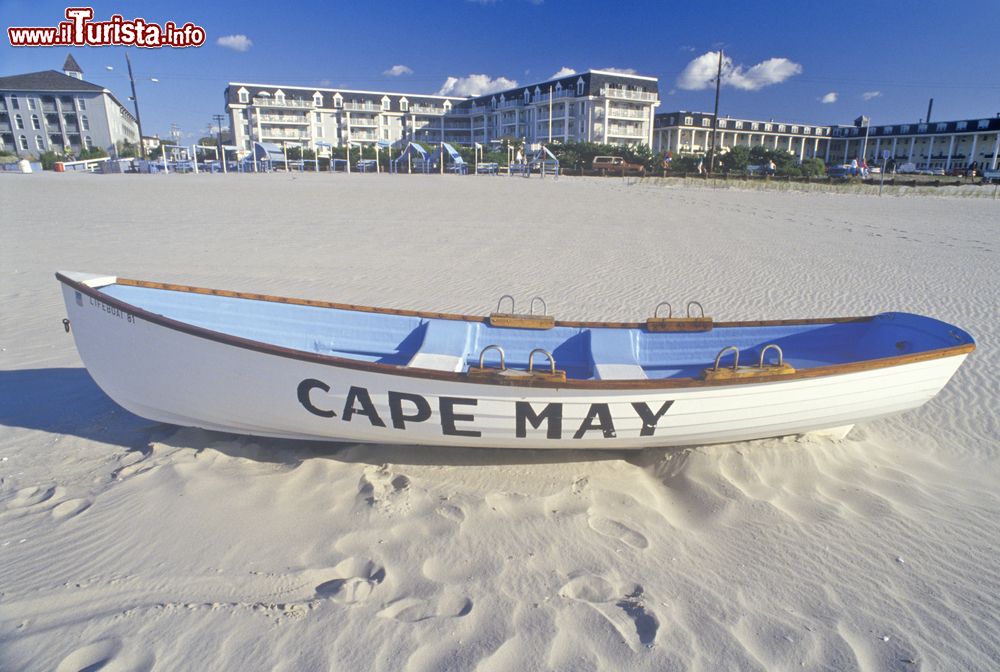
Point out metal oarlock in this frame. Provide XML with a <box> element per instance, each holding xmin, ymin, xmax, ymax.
<box><xmin>653</xmin><ymin>301</ymin><xmax>672</xmax><ymax>319</ymax></box>
<box><xmin>758</xmin><ymin>344</ymin><xmax>784</xmax><ymax>368</ymax></box>
<box><xmin>529</xmin><ymin>296</ymin><xmax>547</xmax><ymax>316</ymax></box>
<box><xmin>527</xmin><ymin>348</ymin><xmax>557</xmax><ymax>375</ymax></box>
<box><xmin>478</xmin><ymin>344</ymin><xmax>505</xmax><ymax>371</ymax></box>
<box><xmin>686</xmin><ymin>301</ymin><xmax>705</xmax><ymax>318</ymax></box>
<box><xmin>495</xmin><ymin>294</ymin><xmax>515</xmax><ymax>314</ymax></box>
<box><xmin>713</xmin><ymin>345</ymin><xmax>740</xmax><ymax>371</ymax></box>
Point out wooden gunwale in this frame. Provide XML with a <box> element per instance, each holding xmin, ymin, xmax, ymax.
<box><xmin>58</xmin><ymin>273</ymin><xmax>975</xmax><ymax>390</ymax></box>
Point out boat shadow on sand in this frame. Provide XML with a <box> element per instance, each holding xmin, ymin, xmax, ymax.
<box><xmin>1</xmin><ymin>367</ymin><xmax>682</xmax><ymax>468</ymax></box>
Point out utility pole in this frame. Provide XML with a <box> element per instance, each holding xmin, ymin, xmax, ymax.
<box><xmin>709</xmin><ymin>49</ymin><xmax>723</xmax><ymax>174</ymax></box>
<box><xmin>125</xmin><ymin>51</ymin><xmax>146</xmax><ymax>159</ymax></box>
<box><xmin>212</xmin><ymin>113</ymin><xmax>227</xmax><ymax>174</ymax></box>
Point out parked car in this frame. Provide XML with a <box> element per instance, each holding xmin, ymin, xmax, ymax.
<box><xmin>896</xmin><ymin>162</ymin><xmax>918</xmax><ymax>174</ymax></box>
<box><xmin>982</xmin><ymin>168</ymin><xmax>1000</xmax><ymax>184</ymax></box>
<box><xmin>827</xmin><ymin>164</ymin><xmax>853</xmax><ymax>178</ymax></box>
<box><xmin>592</xmin><ymin>156</ymin><xmax>645</xmax><ymax>175</ymax></box>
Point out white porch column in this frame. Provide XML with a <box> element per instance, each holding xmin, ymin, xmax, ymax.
<box><xmin>891</xmin><ymin>137</ymin><xmax>897</xmax><ymax>159</ymax></box>
<box><xmin>799</xmin><ymin>137</ymin><xmax>805</xmax><ymax>160</ymax></box>
<box><xmin>968</xmin><ymin>133</ymin><xmax>978</xmax><ymax>169</ymax></box>
<box><xmin>843</xmin><ymin>139</ymin><xmax>849</xmax><ymax>163</ymax></box>
<box><xmin>824</xmin><ymin>137</ymin><xmax>831</xmax><ymax>163</ymax></box>
<box><xmin>908</xmin><ymin>137</ymin><xmax>915</xmax><ymax>162</ymax></box>
<box><xmin>813</xmin><ymin>137</ymin><xmax>818</xmax><ymax>158</ymax></box>
<box><xmin>926</xmin><ymin>136</ymin><xmax>934</xmax><ymax>168</ymax></box>
<box><xmin>945</xmin><ymin>135</ymin><xmax>955</xmax><ymax>170</ymax></box>
<box><xmin>874</xmin><ymin>137</ymin><xmax>881</xmax><ymax>161</ymax></box>
<box><xmin>992</xmin><ymin>133</ymin><xmax>1000</xmax><ymax>170</ymax></box>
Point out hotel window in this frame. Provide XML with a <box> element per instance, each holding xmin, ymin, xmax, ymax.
<box><xmin>238</xmin><ymin>89</ymin><xmax>249</xmax><ymax>103</ymax></box>
<box><xmin>82</xmin><ymin>115</ymin><xmax>89</xmax><ymax>130</ymax></box>
<box><xmin>18</xmin><ymin>135</ymin><xmax>27</xmax><ymax>150</ymax></box>
<box><xmin>765</xmin><ymin>124</ymin><xmax>773</xmax><ymax>132</ymax></box>
<box><xmin>76</xmin><ymin>98</ymin><xmax>85</xmax><ymax>111</ymax></box>
<box><xmin>936</xmin><ymin>123</ymin><xmax>947</xmax><ymax>132</ymax></box>
<box><xmin>31</xmin><ymin>114</ymin><xmax>40</xmax><ymax>130</ymax></box>
<box><xmin>918</xmin><ymin>124</ymin><xmax>927</xmax><ymax>132</ymax></box>
<box><xmin>35</xmin><ymin>135</ymin><xmax>44</xmax><ymax>150</ymax></box>
<box><xmin>718</xmin><ymin>120</ymin><xmax>727</xmax><ymax>128</ymax></box>
<box><xmin>901</xmin><ymin>125</ymin><xmax>910</xmax><ymax>133</ymax></box>
<box><xmin>381</xmin><ymin>97</ymin><xmax>390</xmax><ymax>111</ymax></box>
<box><xmin>735</xmin><ymin>121</ymin><xmax>743</xmax><ymax>129</ymax></box>
<box><xmin>576</xmin><ymin>79</ymin><xmax>584</xmax><ymax>96</ymax></box>
<box><xmin>778</xmin><ymin>125</ymin><xmax>786</xmax><ymax>132</ymax></box>
<box><xmin>683</xmin><ymin>116</ymin><xmax>693</xmax><ymax>126</ymax></box>
<box><xmin>11</xmin><ymin>98</ymin><xmax>19</xmax><ymax>110</ymax></box>
<box><xmin>956</xmin><ymin>121</ymin><xmax>967</xmax><ymax>130</ymax></box>
<box><xmin>333</xmin><ymin>94</ymin><xmax>343</xmax><ymax>109</ymax></box>
<box><xmin>27</xmin><ymin>98</ymin><xmax>35</xmax><ymax>110</ymax></box>
<box><xmin>791</xmin><ymin>126</ymin><xmax>799</xmax><ymax>133</ymax></box>
<box><xmin>701</xmin><ymin>118</ymin><xmax>710</xmax><ymax>127</ymax></box>
<box><xmin>14</xmin><ymin>114</ymin><xmax>23</xmax><ymax>129</ymax></box>
<box><xmin>524</xmin><ymin>90</ymin><xmax>530</xmax><ymax>103</ymax></box>
<box><xmin>84</xmin><ymin>136</ymin><xmax>92</xmax><ymax>149</ymax></box>
<box><xmin>400</xmin><ymin>98</ymin><xmax>409</xmax><ymax>112</ymax></box>
<box><xmin>313</xmin><ymin>92</ymin><xmax>323</xmax><ymax>107</ymax></box>
<box><xmin>275</xmin><ymin>90</ymin><xmax>285</xmax><ymax>104</ymax></box>
<box><xmin>804</xmin><ymin>127</ymin><xmax>811</xmax><ymax>134</ymax></box>
<box><xmin>978</xmin><ymin>120</ymin><xmax>989</xmax><ymax>129</ymax></box>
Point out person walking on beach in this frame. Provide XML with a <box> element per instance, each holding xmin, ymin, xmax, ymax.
<box><xmin>697</xmin><ymin>157</ymin><xmax>704</xmax><ymax>175</ymax></box>
<box><xmin>850</xmin><ymin>158</ymin><xmax>859</xmax><ymax>176</ymax></box>
<box><xmin>767</xmin><ymin>159</ymin><xmax>776</xmax><ymax>176</ymax></box>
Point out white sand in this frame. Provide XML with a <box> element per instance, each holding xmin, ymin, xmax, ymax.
<box><xmin>1</xmin><ymin>173</ymin><xmax>997</xmax><ymax>671</ymax></box>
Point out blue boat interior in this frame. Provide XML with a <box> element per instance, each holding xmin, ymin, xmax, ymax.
<box><xmin>100</xmin><ymin>284</ymin><xmax>974</xmax><ymax>381</ymax></box>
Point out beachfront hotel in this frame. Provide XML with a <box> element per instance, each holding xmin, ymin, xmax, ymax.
<box><xmin>826</xmin><ymin>116</ymin><xmax>1000</xmax><ymax>172</ymax></box>
<box><xmin>224</xmin><ymin>70</ymin><xmax>659</xmax><ymax>153</ymax></box>
<box><xmin>653</xmin><ymin>111</ymin><xmax>832</xmax><ymax>160</ymax></box>
<box><xmin>0</xmin><ymin>55</ymin><xmax>139</xmax><ymax>157</ymax></box>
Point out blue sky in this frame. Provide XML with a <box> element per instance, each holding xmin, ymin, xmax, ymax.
<box><xmin>2</xmin><ymin>0</ymin><xmax>998</xmax><ymax>141</ymax></box>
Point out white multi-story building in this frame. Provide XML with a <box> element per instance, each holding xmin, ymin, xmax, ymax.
<box><xmin>0</xmin><ymin>54</ymin><xmax>139</xmax><ymax>157</ymax></box>
<box><xmin>225</xmin><ymin>70</ymin><xmax>660</xmax><ymax>153</ymax></box>
<box><xmin>826</xmin><ymin>116</ymin><xmax>1000</xmax><ymax>172</ymax></box>
<box><xmin>653</xmin><ymin>111</ymin><xmax>832</xmax><ymax>160</ymax></box>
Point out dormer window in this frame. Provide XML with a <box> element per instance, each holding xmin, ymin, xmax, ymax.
<box><xmin>443</xmin><ymin>100</ymin><xmax>452</xmax><ymax>112</ymax></box>
<box><xmin>275</xmin><ymin>89</ymin><xmax>285</xmax><ymax>104</ymax></box>
<box><xmin>313</xmin><ymin>91</ymin><xmax>323</xmax><ymax>107</ymax></box>
<box><xmin>718</xmin><ymin>120</ymin><xmax>727</xmax><ymax>129</ymax></box>
<box><xmin>333</xmin><ymin>93</ymin><xmax>343</xmax><ymax>109</ymax></box>
<box><xmin>238</xmin><ymin>87</ymin><xmax>249</xmax><ymax>104</ymax></box>
<box><xmin>684</xmin><ymin>116</ymin><xmax>693</xmax><ymax>126</ymax></box>
<box><xmin>381</xmin><ymin>95</ymin><xmax>391</xmax><ymax>111</ymax></box>
<box><xmin>400</xmin><ymin>97</ymin><xmax>409</xmax><ymax>112</ymax></box>
<box><xmin>491</xmin><ymin>96</ymin><xmax>497</xmax><ymax>109</ymax></box>
<box><xmin>524</xmin><ymin>89</ymin><xmax>530</xmax><ymax>103</ymax></box>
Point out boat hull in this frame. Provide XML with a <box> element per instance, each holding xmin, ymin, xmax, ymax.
<box><xmin>59</xmin><ymin>280</ymin><xmax>969</xmax><ymax>449</ymax></box>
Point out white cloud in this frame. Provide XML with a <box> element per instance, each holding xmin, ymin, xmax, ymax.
<box><xmin>216</xmin><ymin>34</ymin><xmax>252</xmax><ymax>52</ymax></box>
<box><xmin>677</xmin><ymin>51</ymin><xmax>802</xmax><ymax>91</ymax></box>
<box><xmin>383</xmin><ymin>64</ymin><xmax>413</xmax><ymax>77</ymax></box>
<box><xmin>862</xmin><ymin>91</ymin><xmax>882</xmax><ymax>101</ymax></box>
<box><xmin>550</xmin><ymin>66</ymin><xmax>576</xmax><ymax>79</ymax></box>
<box><xmin>821</xmin><ymin>91</ymin><xmax>838</xmax><ymax>103</ymax></box>
<box><xmin>599</xmin><ymin>67</ymin><xmax>637</xmax><ymax>75</ymax></box>
<box><xmin>437</xmin><ymin>74</ymin><xmax>518</xmax><ymax>97</ymax></box>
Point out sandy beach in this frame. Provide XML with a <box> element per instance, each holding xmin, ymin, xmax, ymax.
<box><xmin>1</xmin><ymin>172</ymin><xmax>997</xmax><ymax>671</ymax></box>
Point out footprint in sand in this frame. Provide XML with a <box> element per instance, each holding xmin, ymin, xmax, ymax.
<box><xmin>358</xmin><ymin>465</ymin><xmax>411</xmax><ymax>508</ymax></box>
<box><xmin>315</xmin><ymin>557</ymin><xmax>386</xmax><ymax>604</ymax></box>
<box><xmin>6</xmin><ymin>485</ymin><xmax>59</xmax><ymax>509</ymax></box>
<box><xmin>560</xmin><ymin>576</ymin><xmax>660</xmax><ymax>647</ymax></box>
<box><xmin>55</xmin><ymin>638</ymin><xmax>122</xmax><ymax>672</ymax></box>
<box><xmin>377</xmin><ymin>591</ymin><xmax>473</xmax><ymax>623</ymax></box>
<box><xmin>51</xmin><ymin>498</ymin><xmax>92</xmax><ymax>521</ymax></box>
<box><xmin>587</xmin><ymin>515</ymin><xmax>649</xmax><ymax>549</ymax></box>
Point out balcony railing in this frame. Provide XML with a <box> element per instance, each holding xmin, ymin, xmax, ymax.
<box><xmin>600</xmin><ymin>88</ymin><xmax>657</xmax><ymax>102</ymax></box>
<box><xmin>535</xmin><ymin>89</ymin><xmax>577</xmax><ymax>103</ymax></box>
<box><xmin>411</xmin><ymin>105</ymin><xmax>447</xmax><ymax>115</ymax></box>
<box><xmin>260</xmin><ymin>129</ymin><xmax>311</xmax><ymax>139</ymax></box>
<box><xmin>607</xmin><ymin>107</ymin><xmax>646</xmax><ymax>119</ymax></box>
<box><xmin>259</xmin><ymin>115</ymin><xmax>309</xmax><ymax>124</ymax></box>
<box><xmin>344</xmin><ymin>102</ymin><xmax>381</xmax><ymax>112</ymax></box>
<box><xmin>252</xmin><ymin>97</ymin><xmax>312</xmax><ymax>108</ymax></box>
